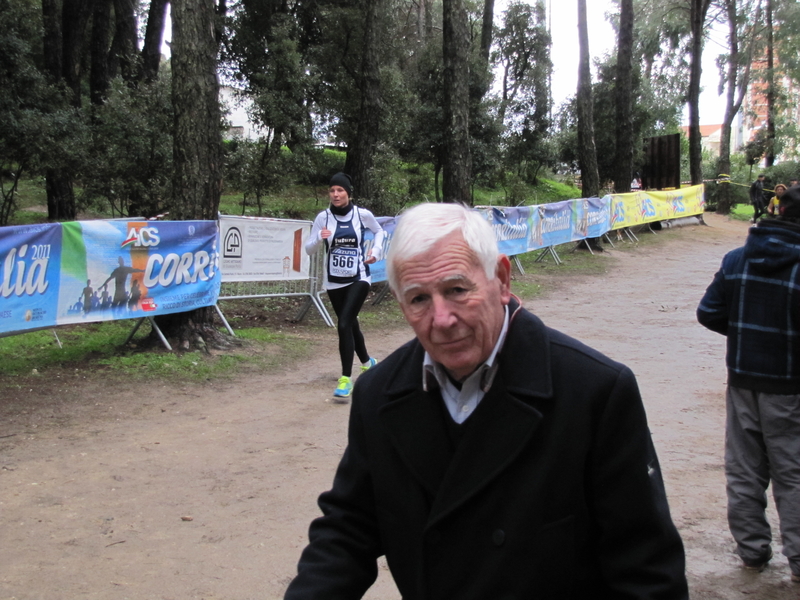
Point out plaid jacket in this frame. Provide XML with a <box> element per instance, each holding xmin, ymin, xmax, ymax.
<box><xmin>697</xmin><ymin>219</ymin><xmax>800</xmax><ymax>394</ymax></box>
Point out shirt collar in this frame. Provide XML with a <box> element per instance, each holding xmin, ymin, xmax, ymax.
<box><xmin>423</xmin><ymin>304</ymin><xmax>510</xmax><ymax>393</ymax></box>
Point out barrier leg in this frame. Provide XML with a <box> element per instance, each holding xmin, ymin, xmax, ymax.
<box><xmin>371</xmin><ymin>283</ymin><xmax>391</xmax><ymax>306</ymax></box>
<box><xmin>512</xmin><ymin>256</ymin><xmax>526</xmax><ymax>275</ymax></box>
<box><xmin>147</xmin><ymin>317</ymin><xmax>173</xmax><ymax>351</ymax></box>
<box><xmin>569</xmin><ymin>239</ymin><xmax>594</xmax><ymax>255</ymax></box>
<box><xmin>313</xmin><ymin>292</ymin><xmax>335</xmax><ymax>327</ymax></box>
<box><xmin>624</xmin><ymin>228</ymin><xmax>639</xmax><ymax>242</ymax></box>
<box><xmin>294</xmin><ymin>297</ymin><xmax>313</xmax><ymax>322</ymax></box>
<box><xmin>124</xmin><ymin>318</ymin><xmax>146</xmax><ymax>345</ymax></box>
<box><xmin>214</xmin><ymin>304</ymin><xmax>236</xmax><ymax>336</ymax></box>
<box><xmin>52</xmin><ymin>330</ymin><xmax>62</xmax><ymax>349</ymax></box>
<box><xmin>534</xmin><ymin>246</ymin><xmax>562</xmax><ymax>265</ymax></box>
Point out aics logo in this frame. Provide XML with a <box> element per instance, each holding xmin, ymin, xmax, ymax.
<box><xmin>121</xmin><ymin>226</ymin><xmax>161</xmax><ymax>248</ymax></box>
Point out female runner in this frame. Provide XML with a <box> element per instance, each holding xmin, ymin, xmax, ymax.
<box><xmin>306</xmin><ymin>172</ymin><xmax>386</xmax><ymax>398</ymax></box>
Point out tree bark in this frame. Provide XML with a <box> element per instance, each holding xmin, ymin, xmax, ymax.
<box><xmin>765</xmin><ymin>0</ymin><xmax>776</xmax><ymax>167</ymax></box>
<box><xmin>688</xmin><ymin>0</ymin><xmax>712</xmax><ymax>185</ymax></box>
<box><xmin>155</xmin><ymin>0</ymin><xmax>226</xmax><ymax>350</ymax></box>
<box><xmin>716</xmin><ymin>0</ymin><xmax>757</xmax><ymax>214</ymax></box>
<box><xmin>576</xmin><ymin>0</ymin><xmax>599</xmax><ymax>198</ymax></box>
<box><xmin>480</xmin><ymin>0</ymin><xmax>495</xmax><ymax>63</ymax></box>
<box><xmin>142</xmin><ymin>0</ymin><xmax>170</xmax><ymax>83</ymax></box>
<box><xmin>90</xmin><ymin>0</ymin><xmax>113</xmax><ymax>106</ymax></box>
<box><xmin>109</xmin><ymin>0</ymin><xmax>139</xmax><ymax>82</ymax></box>
<box><xmin>42</xmin><ymin>0</ymin><xmax>63</xmax><ymax>84</ymax></box>
<box><xmin>442</xmin><ymin>0</ymin><xmax>472</xmax><ymax>203</ymax></box>
<box><xmin>45</xmin><ymin>169</ymin><xmax>77</xmax><ymax>220</ymax></box>
<box><xmin>62</xmin><ymin>0</ymin><xmax>93</xmax><ymax>107</ymax></box>
<box><xmin>42</xmin><ymin>0</ymin><xmax>77</xmax><ymax>221</ymax></box>
<box><xmin>613</xmin><ymin>0</ymin><xmax>634</xmax><ymax>193</ymax></box>
<box><xmin>171</xmin><ymin>0</ymin><xmax>223</xmax><ymax>221</ymax></box>
<box><xmin>344</xmin><ymin>0</ymin><xmax>382</xmax><ymax>204</ymax></box>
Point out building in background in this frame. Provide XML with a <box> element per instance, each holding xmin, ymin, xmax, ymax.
<box><xmin>220</xmin><ymin>86</ymin><xmax>263</xmax><ymax>140</ymax></box>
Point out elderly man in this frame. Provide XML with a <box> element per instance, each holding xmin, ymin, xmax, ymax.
<box><xmin>697</xmin><ymin>186</ymin><xmax>800</xmax><ymax>582</ymax></box>
<box><xmin>285</xmin><ymin>202</ymin><xmax>688</xmax><ymax>599</ymax></box>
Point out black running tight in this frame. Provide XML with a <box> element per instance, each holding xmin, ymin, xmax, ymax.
<box><xmin>327</xmin><ymin>281</ymin><xmax>371</xmax><ymax>377</ymax></box>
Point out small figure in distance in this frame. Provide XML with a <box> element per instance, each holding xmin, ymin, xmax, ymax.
<box><xmin>750</xmin><ymin>173</ymin><xmax>768</xmax><ymax>222</ymax></box>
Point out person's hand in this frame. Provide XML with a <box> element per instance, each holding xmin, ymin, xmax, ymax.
<box><xmin>320</xmin><ymin>228</ymin><xmax>332</xmax><ymax>239</ymax></box>
<box><xmin>364</xmin><ymin>255</ymin><xmax>377</xmax><ymax>265</ymax></box>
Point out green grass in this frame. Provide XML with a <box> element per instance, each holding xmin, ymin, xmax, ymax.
<box><xmin>0</xmin><ymin>321</ymin><xmax>132</xmax><ymax>376</ymax></box>
<box><xmin>0</xmin><ymin>319</ymin><xmax>312</xmax><ymax>381</ymax></box>
<box><xmin>730</xmin><ymin>203</ymin><xmax>755</xmax><ymax>221</ymax></box>
<box><xmin>96</xmin><ymin>349</ymin><xmax>252</xmax><ymax>379</ymax></box>
<box><xmin>14</xmin><ymin>177</ymin><xmax>48</xmax><ymax>210</ymax></box>
<box><xmin>515</xmin><ymin>241</ymin><xmax>610</xmax><ymax>277</ymax></box>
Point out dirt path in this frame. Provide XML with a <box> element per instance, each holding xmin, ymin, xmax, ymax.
<box><xmin>2</xmin><ymin>212</ymin><xmax>798</xmax><ymax>600</ymax></box>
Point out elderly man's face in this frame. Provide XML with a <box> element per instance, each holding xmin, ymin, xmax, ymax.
<box><xmin>394</xmin><ymin>232</ymin><xmax>511</xmax><ymax>381</ymax></box>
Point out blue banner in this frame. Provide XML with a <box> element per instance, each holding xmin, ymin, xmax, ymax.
<box><xmin>0</xmin><ymin>223</ymin><xmax>63</xmax><ymax>334</ymax></box>
<box><xmin>0</xmin><ymin>220</ymin><xmax>220</xmax><ymax>336</ymax></box>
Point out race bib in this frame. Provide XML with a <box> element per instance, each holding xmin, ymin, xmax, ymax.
<box><xmin>329</xmin><ymin>247</ymin><xmax>359</xmax><ymax>279</ymax></box>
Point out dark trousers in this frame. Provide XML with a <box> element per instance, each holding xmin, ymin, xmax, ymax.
<box><xmin>753</xmin><ymin>199</ymin><xmax>766</xmax><ymax>221</ymax></box>
<box><xmin>327</xmin><ymin>281</ymin><xmax>371</xmax><ymax>377</ymax></box>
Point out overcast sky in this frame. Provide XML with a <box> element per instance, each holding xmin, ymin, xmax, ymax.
<box><xmin>164</xmin><ymin>0</ymin><xmax>727</xmax><ymax>125</ymax></box>
<box><xmin>540</xmin><ymin>1</ymin><xmax>728</xmax><ymax>125</ymax></box>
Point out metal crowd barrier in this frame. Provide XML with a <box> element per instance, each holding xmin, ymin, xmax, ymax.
<box><xmin>215</xmin><ymin>248</ymin><xmax>334</xmax><ymax>334</ymax></box>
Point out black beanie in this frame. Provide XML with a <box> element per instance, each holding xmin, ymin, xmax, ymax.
<box><xmin>329</xmin><ymin>172</ymin><xmax>353</xmax><ymax>197</ymax></box>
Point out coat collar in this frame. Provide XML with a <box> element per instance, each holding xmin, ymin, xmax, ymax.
<box><xmin>378</xmin><ymin>297</ymin><xmax>554</xmax><ymax>526</ymax></box>
<box><xmin>383</xmin><ymin>297</ymin><xmax>554</xmax><ymax>400</ymax></box>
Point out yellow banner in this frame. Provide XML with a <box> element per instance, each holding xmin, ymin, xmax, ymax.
<box><xmin>609</xmin><ymin>184</ymin><xmax>705</xmax><ymax>230</ymax></box>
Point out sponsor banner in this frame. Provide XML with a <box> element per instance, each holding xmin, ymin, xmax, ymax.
<box><xmin>478</xmin><ymin>198</ymin><xmax>610</xmax><ymax>254</ymax></box>
<box><xmin>572</xmin><ymin>195</ymin><xmax>612</xmax><ymax>242</ymax></box>
<box><xmin>482</xmin><ymin>207</ymin><xmax>532</xmax><ymax>256</ymax></box>
<box><xmin>0</xmin><ymin>223</ymin><xmax>63</xmax><ymax>334</ymax></box>
<box><xmin>57</xmin><ymin>220</ymin><xmax>220</xmax><ymax>325</ymax></box>
<box><xmin>219</xmin><ymin>215</ymin><xmax>312</xmax><ymax>282</ymax></box>
<box><xmin>610</xmin><ymin>184</ymin><xmax>705</xmax><ymax>229</ymax></box>
<box><xmin>528</xmin><ymin>201</ymin><xmax>574</xmax><ymax>249</ymax></box>
<box><xmin>362</xmin><ymin>216</ymin><xmax>395</xmax><ymax>284</ymax></box>
<box><xmin>0</xmin><ymin>220</ymin><xmax>220</xmax><ymax>336</ymax></box>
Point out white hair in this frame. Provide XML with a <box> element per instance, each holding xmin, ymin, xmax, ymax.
<box><xmin>386</xmin><ymin>202</ymin><xmax>500</xmax><ymax>293</ymax></box>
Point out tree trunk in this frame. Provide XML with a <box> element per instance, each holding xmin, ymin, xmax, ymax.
<box><xmin>442</xmin><ymin>0</ymin><xmax>472</xmax><ymax>203</ymax></box>
<box><xmin>90</xmin><ymin>0</ymin><xmax>113</xmax><ymax>106</ymax></box>
<box><xmin>142</xmin><ymin>0</ymin><xmax>169</xmax><ymax>83</ymax></box>
<box><xmin>62</xmin><ymin>0</ymin><xmax>93</xmax><ymax>107</ymax></box>
<box><xmin>480</xmin><ymin>0</ymin><xmax>494</xmax><ymax>63</ymax></box>
<box><xmin>43</xmin><ymin>0</ymin><xmax>77</xmax><ymax>221</ymax></box>
<box><xmin>613</xmin><ymin>0</ymin><xmax>634</xmax><ymax>194</ymax></box>
<box><xmin>765</xmin><ymin>0</ymin><xmax>776</xmax><ymax>167</ymax></box>
<box><xmin>688</xmin><ymin>0</ymin><xmax>711</xmax><ymax>185</ymax></box>
<box><xmin>110</xmin><ymin>0</ymin><xmax>139</xmax><ymax>82</ymax></box>
<box><xmin>42</xmin><ymin>0</ymin><xmax>63</xmax><ymax>84</ymax></box>
<box><xmin>576</xmin><ymin>0</ymin><xmax>599</xmax><ymax>198</ymax></box>
<box><xmin>156</xmin><ymin>0</ymin><xmax>228</xmax><ymax>351</ymax></box>
<box><xmin>45</xmin><ymin>168</ymin><xmax>77</xmax><ymax>220</ymax></box>
<box><xmin>344</xmin><ymin>0</ymin><xmax>382</xmax><ymax>205</ymax></box>
<box><xmin>171</xmin><ymin>0</ymin><xmax>223</xmax><ymax>221</ymax></box>
<box><xmin>716</xmin><ymin>0</ymin><xmax>756</xmax><ymax>215</ymax></box>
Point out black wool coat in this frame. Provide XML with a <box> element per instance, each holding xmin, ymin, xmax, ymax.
<box><xmin>285</xmin><ymin>303</ymin><xmax>688</xmax><ymax>600</ymax></box>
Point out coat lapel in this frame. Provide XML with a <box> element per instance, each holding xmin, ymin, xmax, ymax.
<box><xmin>379</xmin><ymin>389</ymin><xmax>453</xmax><ymax>498</ymax></box>
<box><xmin>378</xmin><ymin>341</ymin><xmax>452</xmax><ymax>498</ymax></box>
<box><xmin>427</xmin><ymin>375</ymin><xmax>544</xmax><ymax>526</ymax></box>
<box><xmin>379</xmin><ymin>303</ymin><xmax>557</xmax><ymax>525</ymax></box>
